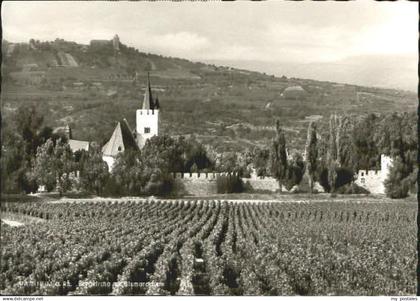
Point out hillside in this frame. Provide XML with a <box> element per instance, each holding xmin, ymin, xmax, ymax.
<box><xmin>1</xmin><ymin>37</ymin><xmax>417</xmax><ymax>153</ymax></box>
<box><xmin>207</xmin><ymin>54</ymin><xmax>418</xmax><ymax>92</ymax></box>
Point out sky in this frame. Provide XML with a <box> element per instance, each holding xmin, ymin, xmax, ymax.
<box><xmin>2</xmin><ymin>1</ymin><xmax>418</xmax><ymax>89</ymax></box>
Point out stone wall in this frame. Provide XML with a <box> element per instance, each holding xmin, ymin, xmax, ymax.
<box><xmin>172</xmin><ymin>172</ymin><xmax>280</xmax><ymax>196</ymax></box>
<box><xmin>242</xmin><ymin>177</ymin><xmax>279</xmax><ymax>192</ymax></box>
<box><xmin>355</xmin><ymin>169</ymin><xmax>386</xmax><ymax>194</ymax></box>
<box><xmin>172</xmin><ymin>172</ymin><xmax>240</xmax><ymax>179</ymax></box>
<box><xmin>172</xmin><ymin>172</ymin><xmax>326</xmax><ymax>196</ymax></box>
<box><xmin>174</xmin><ymin>177</ymin><xmax>217</xmax><ymax>196</ymax></box>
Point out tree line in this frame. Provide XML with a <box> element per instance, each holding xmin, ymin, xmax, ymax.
<box><xmin>2</xmin><ymin>104</ymin><xmax>416</xmax><ymax>198</ymax></box>
<box><xmin>257</xmin><ymin>112</ymin><xmax>417</xmax><ymax>198</ymax></box>
<box><xmin>1</xmin><ymin>104</ymin><xmax>218</xmax><ymax>196</ymax></box>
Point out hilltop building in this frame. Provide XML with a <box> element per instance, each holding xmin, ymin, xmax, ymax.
<box><xmin>90</xmin><ymin>39</ymin><xmax>110</xmax><ymax>48</ymax></box>
<box><xmin>355</xmin><ymin>154</ymin><xmax>393</xmax><ymax>194</ymax></box>
<box><xmin>102</xmin><ymin>73</ymin><xmax>160</xmax><ymax>171</ymax></box>
<box><xmin>89</xmin><ymin>34</ymin><xmax>121</xmax><ymax>51</ymax></box>
<box><xmin>112</xmin><ymin>34</ymin><xmax>120</xmax><ymax>52</ymax></box>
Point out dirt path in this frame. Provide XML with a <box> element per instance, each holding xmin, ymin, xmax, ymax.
<box><xmin>45</xmin><ymin>195</ymin><xmax>405</xmax><ymax>205</ymax></box>
<box><xmin>1</xmin><ymin>219</ymin><xmax>24</xmax><ymax>227</ymax></box>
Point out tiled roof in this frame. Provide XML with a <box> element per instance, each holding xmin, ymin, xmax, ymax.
<box><xmin>102</xmin><ymin>120</ymin><xmax>138</xmax><ymax>157</ymax></box>
<box><xmin>69</xmin><ymin>139</ymin><xmax>90</xmax><ymax>152</ymax></box>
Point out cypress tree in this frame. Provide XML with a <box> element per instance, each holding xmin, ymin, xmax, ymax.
<box><xmin>270</xmin><ymin>120</ymin><xmax>288</xmax><ymax>192</ymax></box>
<box><xmin>327</xmin><ymin>114</ymin><xmax>339</xmax><ymax>192</ymax></box>
<box><xmin>305</xmin><ymin>122</ymin><xmax>318</xmax><ymax>193</ymax></box>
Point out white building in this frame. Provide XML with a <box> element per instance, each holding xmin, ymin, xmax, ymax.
<box><xmin>136</xmin><ymin>74</ymin><xmax>160</xmax><ymax>149</ymax></box>
<box><xmin>355</xmin><ymin>154</ymin><xmax>393</xmax><ymax>194</ymax></box>
<box><xmin>112</xmin><ymin>34</ymin><xmax>120</xmax><ymax>52</ymax></box>
<box><xmin>102</xmin><ymin>119</ymin><xmax>138</xmax><ymax>171</ymax></box>
<box><xmin>65</xmin><ymin>125</ymin><xmax>90</xmax><ymax>152</ymax></box>
<box><xmin>102</xmin><ymin>73</ymin><xmax>160</xmax><ymax>171</ymax></box>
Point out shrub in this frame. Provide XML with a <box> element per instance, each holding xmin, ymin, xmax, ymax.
<box><xmin>335</xmin><ymin>183</ymin><xmax>370</xmax><ymax>194</ymax></box>
<box><xmin>216</xmin><ymin>175</ymin><xmax>244</xmax><ymax>194</ymax></box>
<box><xmin>243</xmin><ymin>181</ymin><xmax>254</xmax><ymax>193</ymax></box>
<box><xmin>102</xmin><ymin>177</ymin><xmax>122</xmax><ymax>197</ymax></box>
<box><xmin>145</xmin><ymin>173</ymin><xmax>174</xmax><ymax>196</ymax></box>
<box><xmin>319</xmin><ymin>167</ymin><xmax>354</xmax><ymax>193</ymax></box>
<box><xmin>385</xmin><ymin>157</ymin><xmax>411</xmax><ymax>199</ymax></box>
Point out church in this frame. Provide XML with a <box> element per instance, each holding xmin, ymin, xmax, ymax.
<box><xmin>102</xmin><ymin>73</ymin><xmax>160</xmax><ymax>171</ymax></box>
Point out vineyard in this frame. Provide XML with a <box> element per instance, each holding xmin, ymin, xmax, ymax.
<box><xmin>0</xmin><ymin>199</ymin><xmax>416</xmax><ymax>295</ymax></box>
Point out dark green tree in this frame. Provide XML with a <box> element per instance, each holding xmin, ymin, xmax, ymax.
<box><xmin>54</xmin><ymin>140</ymin><xmax>75</xmax><ymax>196</ymax></box>
<box><xmin>270</xmin><ymin>121</ymin><xmax>288</xmax><ymax>192</ymax></box>
<box><xmin>33</xmin><ymin>139</ymin><xmax>56</xmax><ymax>191</ymax></box>
<box><xmin>351</xmin><ymin>113</ymin><xmax>380</xmax><ymax>170</ymax></box>
<box><xmin>252</xmin><ymin>147</ymin><xmax>270</xmax><ymax>177</ymax></box>
<box><xmin>112</xmin><ymin>149</ymin><xmax>145</xmax><ymax>195</ymax></box>
<box><xmin>33</xmin><ymin>138</ymin><xmax>75</xmax><ymax>195</ymax></box>
<box><xmin>327</xmin><ymin>114</ymin><xmax>339</xmax><ymax>193</ymax></box>
<box><xmin>384</xmin><ymin>156</ymin><xmax>411</xmax><ymax>198</ymax></box>
<box><xmin>78</xmin><ymin>143</ymin><xmax>110</xmax><ymax>195</ymax></box>
<box><xmin>142</xmin><ymin>135</ymin><xmax>184</xmax><ymax>173</ymax></box>
<box><xmin>285</xmin><ymin>152</ymin><xmax>305</xmax><ymax>191</ymax></box>
<box><xmin>304</xmin><ymin>122</ymin><xmax>318</xmax><ymax>193</ymax></box>
<box><xmin>179</xmin><ymin>136</ymin><xmax>214</xmax><ymax>172</ymax></box>
<box><xmin>216</xmin><ymin>152</ymin><xmax>239</xmax><ymax>173</ymax></box>
<box><xmin>1</xmin><ymin>105</ymin><xmax>66</xmax><ymax>193</ymax></box>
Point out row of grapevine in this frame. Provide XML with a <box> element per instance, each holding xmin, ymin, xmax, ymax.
<box><xmin>1</xmin><ymin>199</ymin><xmax>416</xmax><ymax>295</ymax></box>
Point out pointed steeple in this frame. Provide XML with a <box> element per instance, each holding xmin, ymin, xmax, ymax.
<box><xmin>142</xmin><ymin>72</ymin><xmax>154</xmax><ymax>110</ymax></box>
<box><xmin>65</xmin><ymin>124</ymin><xmax>72</xmax><ymax>139</ymax></box>
<box><xmin>154</xmin><ymin>95</ymin><xmax>160</xmax><ymax>110</ymax></box>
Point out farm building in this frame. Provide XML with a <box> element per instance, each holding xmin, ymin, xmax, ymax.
<box><xmin>355</xmin><ymin>154</ymin><xmax>393</xmax><ymax>194</ymax></box>
<box><xmin>65</xmin><ymin>125</ymin><xmax>90</xmax><ymax>152</ymax></box>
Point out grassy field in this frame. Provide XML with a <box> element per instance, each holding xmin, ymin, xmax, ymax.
<box><xmin>0</xmin><ymin>197</ymin><xmax>416</xmax><ymax>296</ymax></box>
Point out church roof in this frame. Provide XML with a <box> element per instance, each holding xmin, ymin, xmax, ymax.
<box><xmin>142</xmin><ymin>72</ymin><xmax>159</xmax><ymax>110</ymax></box>
<box><xmin>102</xmin><ymin>119</ymin><xmax>138</xmax><ymax>157</ymax></box>
<box><xmin>154</xmin><ymin>96</ymin><xmax>160</xmax><ymax>110</ymax></box>
<box><xmin>69</xmin><ymin>139</ymin><xmax>90</xmax><ymax>152</ymax></box>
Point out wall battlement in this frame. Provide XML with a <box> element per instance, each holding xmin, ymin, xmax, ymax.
<box><xmin>355</xmin><ymin>155</ymin><xmax>393</xmax><ymax>194</ymax></box>
<box><xmin>138</xmin><ymin>109</ymin><xmax>158</xmax><ymax>115</ymax></box>
<box><xmin>172</xmin><ymin>172</ymin><xmax>238</xmax><ymax>180</ymax></box>
<box><xmin>357</xmin><ymin>169</ymin><xmax>380</xmax><ymax>177</ymax></box>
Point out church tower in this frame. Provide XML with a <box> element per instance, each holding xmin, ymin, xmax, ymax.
<box><xmin>136</xmin><ymin>73</ymin><xmax>160</xmax><ymax>149</ymax></box>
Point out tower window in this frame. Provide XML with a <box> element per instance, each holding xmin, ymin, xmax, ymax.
<box><xmin>144</xmin><ymin>127</ymin><xmax>151</xmax><ymax>134</ymax></box>
<box><xmin>118</xmin><ymin>146</ymin><xmax>122</xmax><ymax>151</ymax></box>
